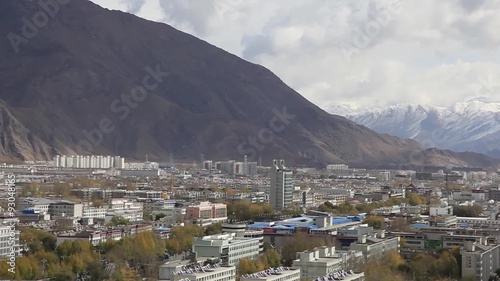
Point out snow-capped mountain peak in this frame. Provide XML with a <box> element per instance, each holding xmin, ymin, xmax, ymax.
<box><xmin>325</xmin><ymin>101</ymin><xmax>500</xmax><ymax>157</ymax></box>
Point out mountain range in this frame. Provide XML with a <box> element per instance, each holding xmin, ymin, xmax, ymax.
<box><xmin>325</xmin><ymin>101</ymin><xmax>500</xmax><ymax>159</ymax></box>
<box><xmin>0</xmin><ymin>0</ymin><xmax>498</xmax><ymax>168</ymax></box>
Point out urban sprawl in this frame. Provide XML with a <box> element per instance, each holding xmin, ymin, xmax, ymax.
<box><xmin>1</xmin><ymin>155</ymin><xmax>500</xmax><ymax>281</ymax></box>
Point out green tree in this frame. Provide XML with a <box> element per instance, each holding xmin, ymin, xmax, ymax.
<box><xmin>363</xmin><ymin>215</ymin><xmax>385</xmax><ymax>229</ymax></box>
<box><xmin>263</xmin><ymin>249</ymin><xmax>281</xmax><ymax>268</ymax></box>
<box><xmin>453</xmin><ymin>205</ymin><xmax>483</xmax><ymax>217</ymax></box>
<box><xmin>205</xmin><ymin>222</ymin><xmax>222</xmax><ymax>235</ymax></box>
<box><xmin>407</xmin><ymin>193</ymin><xmax>425</xmax><ymax>206</ymax></box>
<box><xmin>108</xmin><ymin>216</ymin><xmax>131</xmax><ymax>226</ymax></box>
<box><xmin>281</xmin><ymin>232</ymin><xmax>335</xmax><ymax>266</ymax></box>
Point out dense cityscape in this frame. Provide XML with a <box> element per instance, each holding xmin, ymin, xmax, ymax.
<box><xmin>3</xmin><ymin>0</ymin><xmax>500</xmax><ymax>280</ymax></box>
<box><xmin>0</xmin><ymin>155</ymin><xmax>500</xmax><ymax>280</ymax></box>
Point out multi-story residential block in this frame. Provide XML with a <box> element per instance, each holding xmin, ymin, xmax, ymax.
<box><xmin>488</xmin><ymin>187</ymin><xmax>500</xmax><ymax>202</ymax></box>
<box><xmin>319</xmin><ymin>188</ymin><xmax>353</xmax><ymax>200</ymax></box>
<box><xmin>326</xmin><ymin>164</ymin><xmax>349</xmax><ymax>171</ymax></box>
<box><xmin>428</xmin><ymin>215</ymin><xmax>457</xmax><ymax>227</ymax></box>
<box><xmin>394</xmin><ymin>228</ymin><xmax>497</xmax><ymax>251</ymax></box>
<box><xmin>269</xmin><ymin>159</ymin><xmax>293</xmax><ymax>211</ymax></box>
<box><xmin>240</xmin><ymin>267</ymin><xmax>301</xmax><ymax>281</ymax></box>
<box><xmin>0</xmin><ymin>225</ymin><xmax>20</xmax><ymax>258</ymax></box>
<box><xmin>292</xmin><ymin>246</ymin><xmax>363</xmax><ymax>280</ymax></box>
<box><xmin>140</xmin><ymin>199</ymin><xmax>178</xmax><ymax>213</ymax></box>
<box><xmin>461</xmin><ymin>241</ymin><xmax>500</xmax><ymax>281</ymax></box>
<box><xmin>48</xmin><ymin>201</ymin><xmax>83</xmax><ymax>218</ymax></box>
<box><xmin>216</xmin><ymin>161</ymin><xmax>236</xmax><ymax>175</ymax></box>
<box><xmin>82</xmin><ymin>205</ymin><xmax>108</xmax><ymax>219</ymax></box>
<box><xmin>192</xmin><ymin>233</ymin><xmax>261</xmax><ymax>266</ymax></box>
<box><xmin>232</xmin><ymin>157</ymin><xmax>257</xmax><ymax>176</ymax></box>
<box><xmin>159</xmin><ymin>259</ymin><xmax>236</xmax><ymax>281</ymax></box>
<box><xmin>134</xmin><ymin>190</ymin><xmax>163</xmax><ymax>199</ymax></box>
<box><xmin>70</xmin><ymin>188</ymin><xmax>118</xmax><ymax>200</ymax></box>
<box><xmin>221</xmin><ymin>223</ymin><xmax>264</xmax><ymax>252</ymax></box>
<box><xmin>349</xmin><ymin>234</ymin><xmax>400</xmax><ymax>260</ymax></box>
<box><xmin>400</xmin><ymin>203</ymin><xmax>423</xmax><ymax>215</ymax></box>
<box><xmin>53</xmin><ymin>155</ymin><xmax>124</xmax><ymax>169</ymax></box>
<box><xmin>453</xmin><ymin>190</ymin><xmax>489</xmax><ymax>202</ymax></box>
<box><xmin>56</xmin><ymin>224</ymin><xmax>152</xmax><ymax>246</ymax></box>
<box><xmin>108</xmin><ymin>198</ymin><xmax>143</xmax><ymax>211</ymax></box>
<box><xmin>105</xmin><ymin>209</ymin><xmax>143</xmax><ymax>223</ymax></box>
<box><xmin>203</xmin><ymin>160</ymin><xmax>213</xmax><ymax>171</ymax></box>
<box><xmin>185</xmin><ymin>202</ymin><xmax>227</xmax><ymax>226</ymax></box>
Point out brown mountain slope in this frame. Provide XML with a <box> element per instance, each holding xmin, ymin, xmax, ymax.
<box><xmin>0</xmin><ymin>0</ymin><xmax>497</xmax><ymax>167</ymax></box>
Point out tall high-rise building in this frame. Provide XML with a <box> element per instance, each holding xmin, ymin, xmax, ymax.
<box><xmin>269</xmin><ymin>159</ymin><xmax>293</xmax><ymax>211</ymax></box>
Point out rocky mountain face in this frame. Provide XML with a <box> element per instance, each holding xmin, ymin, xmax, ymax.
<box><xmin>326</xmin><ymin>101</ymin><xmax>500</xmax><ymax>159</ymax></box>
<box><xmin>0</xmin><ymin>0</ymin><xmax>498</xmax><ymax>168</ymax></box>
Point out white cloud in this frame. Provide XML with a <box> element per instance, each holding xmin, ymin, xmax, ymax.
<box><xmin>90</xmin><ymin>0</ymin><xmax>500</xmax><ymax>107</ymax></box>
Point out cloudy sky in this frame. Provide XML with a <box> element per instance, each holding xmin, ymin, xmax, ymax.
<box><xmin>90</xmin><ymin>0</ymin><xmax>500</xmax><ymax>108</ymax></box>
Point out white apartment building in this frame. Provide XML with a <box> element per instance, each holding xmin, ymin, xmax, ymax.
<box><xmin>105</xmin><ymin>209</ymin><xmax>143</xmax><ymax>223</ymax></box>
<box><xmin>292</xmin><ymin>246</ymin><xmax>362</xmax><ymax>280</ymax></box>
<box><xmin>349</xmin><ymin>234</ymin><xmax>400</xmax><ymax>260</ymax></box>
<box><xmin>429</xmin><ymin>205</ymin><xmax>453</xmax><ymax>216</ymax></box>
<box><xmin>326</xmin><ymin>164</ymin><xmax>349</xmax><ymax>171</ymax></box>
<box><xmin>82</xmin><ymin>206</ymin><xmax>108</xmax><ymax>219</ymax></box>
<box><xmin>269</xmin><ymin>159</ymin><xmax>293</xmax><ymax>211</ymax></box>
<box><xmin>108</xmin><ymin>199</ymin><xmax>143</xmax><ymax>211</ymax></box>
<box><xmin>107</xmin><ymin>199</ymin><xmax>144</xmax><ymax>222</ymax></box>
<box><xmin>192</xmin><ymin>233</ymin><xmax>261</xmax><ymax>266</ymax></box>
<box><xmin>0</xmin><ymin>226</ymin><xmax>20</xmax><ymax>258</ymax></box>
<box><xmin>53</xmin><ymin>155</ymin><xmax>125</xmax><ymax>169</ymax></box>
<box><xmin>159</xmin><ymin>259</ymin><xmax>236</xmax><ymax>281</ymax></box>
<box><xmin>240</xmin><ymin>267</ymin><xmax>301</xmax><ymax>281</ymax></box>
<box><xmin>48</xmin><ymin>201</ymin><xmax>83</xmax><ymax>218</ymax></box>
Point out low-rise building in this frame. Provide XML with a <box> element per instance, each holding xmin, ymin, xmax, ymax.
<box><xmin>192</xmin><ymin>233</ymin><xmax>260</xmax><ymax>266</ymax></box>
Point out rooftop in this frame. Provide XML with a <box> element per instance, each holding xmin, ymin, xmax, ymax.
<box><xmin>241</xmin><ymin>266</ymin><xmax>298</xmax><ymax>279</ymax></box>
<box><xmin>313</xmin><ymin>270</ymin><xmax>364</xmax><ymax>281</ymax></box>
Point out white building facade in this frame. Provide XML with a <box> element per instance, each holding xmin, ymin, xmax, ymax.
<box><xmin>269</xmin><ymin>159</ymin><xmax>293</xmax><ymax>211</ymax></box>
<box><xmin>192</xmin><ymin>233</ymin><xmax>261</xmax><ymax>266</ymax></box>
